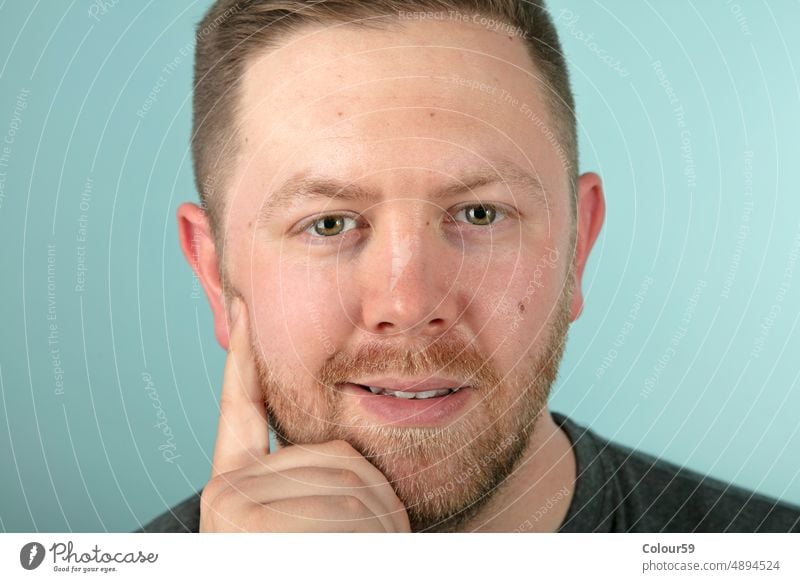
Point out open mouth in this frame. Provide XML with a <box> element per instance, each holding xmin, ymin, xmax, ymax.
<box><xmin>354</xmin><ymin>384</ymin><xmax>463</xmax><ymax>400</ymax></box>
<box><xmin>341</xmin><ymin>382</ymin><xmax>473</xmax><ymax>425</ymax></box>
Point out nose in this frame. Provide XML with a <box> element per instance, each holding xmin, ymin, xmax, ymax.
<box><xmin>358</xmin><ymin>208</ymin><xmax>463</xmax><ymax>338</ymax></box>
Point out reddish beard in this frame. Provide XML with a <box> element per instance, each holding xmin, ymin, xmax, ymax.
<box><xmin>250</xmin><ymin>280</ymin><xmax>572</xmax><ymax>532</ymax></box>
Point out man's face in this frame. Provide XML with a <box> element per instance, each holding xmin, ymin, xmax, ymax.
<box><xmin>217</xmin><ymin>17</ymin><xmax>577</xmax><ymax>531</ymax></box>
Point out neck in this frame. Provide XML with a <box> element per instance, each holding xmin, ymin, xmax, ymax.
<box><xmin>456</xmin><ymin>407</ymin><xmax>576</xmax><ymax>532</ymax></box>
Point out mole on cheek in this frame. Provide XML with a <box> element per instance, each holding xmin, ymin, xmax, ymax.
<box><xmin>518</xmin><ymin>302</ymin><xmax>525</xmax><ymax>313</ymax></box>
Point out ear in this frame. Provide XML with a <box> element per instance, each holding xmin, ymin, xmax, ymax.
<box><xmin>177</xmin><ymin>202</ymin><xmax>231</xmax><ymax>350</ymax></box>
<box><xmin>569</xmin><ymin>172</ymin><xmax>606</xmax><ymax>322</ymax></box>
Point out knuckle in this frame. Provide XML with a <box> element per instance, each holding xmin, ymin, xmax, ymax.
<box><xmin>201</xmin><ymin>478</ymin><xmax>226</xmax><ymax>506</ymax></box>
<box><xmin>338</xmin><ymin>494</ymin><xmax>369</xmax><ymax>516</ymax></box>
<box><xmin>236</xmin><ymin>473</ymin><xmax>262</xmax><ymax>491</ymax></box>
<box><xmin>205</xmin><ymin>470</ymin><xmax>244</xmax><ymax>495</ymax></box>
<box><xmin>333</xmin><ymin>468</ymin><xmax>364</xmax><ymax>488</ymax></box>
<box><xmin>326</xmin><ymin>439</ymin><xmax>359</xmax><ymax>456</ymax></box>
<box><xmin>211</xmin><ymin>484</ymin><xmax>238</xmax><ymax>510</ymax></box>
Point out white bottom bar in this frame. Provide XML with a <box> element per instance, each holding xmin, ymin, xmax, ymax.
<box><xmin>1</xmin><ymin>533</ymin><xmax>797</xmax><ymax>581</ymax></box>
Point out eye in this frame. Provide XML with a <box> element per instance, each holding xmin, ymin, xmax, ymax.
<box><xmin>452</xmin><ymin>203</ymin><xmax>506</xmax><ymax>226</ymax></box>
<box><xmin>303</xmin><ymin>214</ymin><xmax>360</xmax><ymax>237</ymax></box>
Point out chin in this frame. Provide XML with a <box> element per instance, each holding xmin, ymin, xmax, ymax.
<box><xmin>337</xmin><ymin>402</ymin><xmax>539</xmax><ymax>532</ymax></box>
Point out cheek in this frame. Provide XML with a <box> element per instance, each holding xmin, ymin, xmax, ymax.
<box><xmin>249</xmin><ymin>261</ymin><xmax>347</xmax><ymax>369</ymax></box>
<box><xmin>472</xmin><ymin>245</ymin><xmax>566</xmax><ymax>362</ymax></box>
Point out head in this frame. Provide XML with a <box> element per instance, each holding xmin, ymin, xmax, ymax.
<box><xmin>178</xmin><ymin>0</ymin><xmax>605</xmax><ymax>531</ymax></box>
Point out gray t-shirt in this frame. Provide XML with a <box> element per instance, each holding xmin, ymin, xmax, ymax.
<box><xmin>136</xmin><ymin>412</ymin><xmax>800</xmax><ymax>533</ymax></box>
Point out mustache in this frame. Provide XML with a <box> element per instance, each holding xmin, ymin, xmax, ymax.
<box><xmin>316</xmin><ymin>335</ymin><xmax>502</xmax><ymax>390</ymax></box>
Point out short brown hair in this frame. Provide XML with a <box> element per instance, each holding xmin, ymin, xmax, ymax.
<box><xmin>192</xmin><ymin>0</ymin><xmax>577</xmax><ymax>250</ymax></box>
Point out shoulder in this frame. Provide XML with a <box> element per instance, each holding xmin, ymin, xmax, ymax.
<box><xmin>554</xmin><ymin>412</ymin><xmax>800</xmax><ymax>533</ymax></box>
<box><xmin>134</xmin><ymin>491</ymin><xmax>202</xmax><ymax>533</ymax></box>
<box><xmin>600</xmin><ymin>435</ymin><xmax>800</xmax><ymax>532</ymax></box>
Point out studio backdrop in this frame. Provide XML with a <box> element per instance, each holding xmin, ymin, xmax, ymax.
<box><xmin>0</xmin><ymin>0</ymin><xmax>798</xmax><ymax>532</ymax></box>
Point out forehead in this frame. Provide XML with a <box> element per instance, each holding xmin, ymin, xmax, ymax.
<box><xmin>235</xmin><ymin>17</ymin><xmax>566</xmax><ymax>192</ymax></box>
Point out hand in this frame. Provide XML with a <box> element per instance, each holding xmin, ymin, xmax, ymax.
<box><xmin>199</xmin><ymin>297</ymin><xmax>411</xmax><ymax>532</ymax></box>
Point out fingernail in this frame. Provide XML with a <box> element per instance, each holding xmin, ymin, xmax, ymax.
<box><xmin>230</xmin><ymin>297</ymin><xmax>241</xmax><ymax>326</ymax></box>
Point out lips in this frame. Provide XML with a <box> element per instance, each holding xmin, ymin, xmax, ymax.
<box><xmin>348</xmin><ymin>376</ymin><xmax>468</xmax><ymax>400</ymax></box>
<box><xmin>355</xmin><ymin>384</ymin><xmax>463</xmax><ymax>399</ymax></box>
<box><xmin>338</xmin><ymin>381</ymin><xmax>473</xmax><ymax>426</ymax></box>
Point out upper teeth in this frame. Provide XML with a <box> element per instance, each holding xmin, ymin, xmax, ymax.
<box><xmin>365</xmin><ymin>386</ymin><xmax>460</xmax><ymax>399</ymax></box>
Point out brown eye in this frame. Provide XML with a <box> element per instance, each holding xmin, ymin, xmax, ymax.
<box><xmin>456</xmin><ymin>204</ymin><xmax>502</xmax><ymax>226</ymax></box>
<box><xmin>308</xmin><ymin>215</ymin><xmax>357</xmax><ymax>237</ymax></box>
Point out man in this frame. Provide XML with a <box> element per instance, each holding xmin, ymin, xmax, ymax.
<box><xmin>140</xmin><ymin>0</ymin><xmax>800</xmax><ymax>532</ymax></box>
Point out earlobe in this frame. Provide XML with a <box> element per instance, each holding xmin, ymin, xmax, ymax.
<box><xmin>569</xmin><ymin>172</ymin><xmax>606</xmax><ymax>322</ymax></box>
<box><xmin>176</xmin><ymin>202</ymin><xmax>231</xmax><ymax>350</ymax></box>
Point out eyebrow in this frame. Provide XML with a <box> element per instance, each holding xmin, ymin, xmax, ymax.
<box><xmin>255</xmin><ymin>159</ymin><xmax>548</xmax><ymax>227</ymax></box>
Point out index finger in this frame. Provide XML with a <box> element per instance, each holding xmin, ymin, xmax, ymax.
<box><xmin>209</xmin><ymin>297</ymin><xmax>271</xmax><ymax>479</ymax></box>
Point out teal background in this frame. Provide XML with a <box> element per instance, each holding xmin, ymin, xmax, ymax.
<box><xmin>0</xmin><ymin>1</ymin><xmax>798</xmax><ymax>532</ymax></box>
